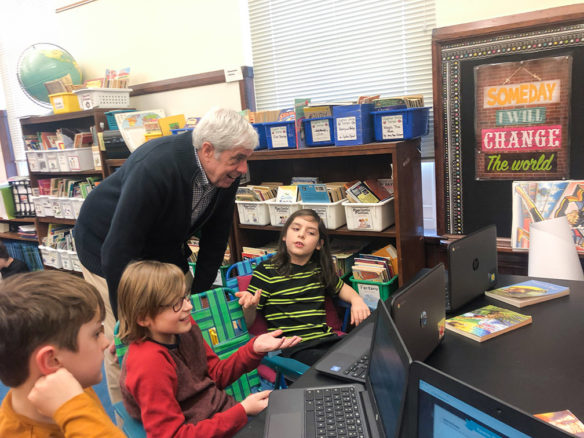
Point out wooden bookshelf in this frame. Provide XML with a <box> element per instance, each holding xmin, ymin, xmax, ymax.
<box><xmin>232</xmin><ymin>140</ymin><xmax>425</xmax><ymax>287</ymax></box>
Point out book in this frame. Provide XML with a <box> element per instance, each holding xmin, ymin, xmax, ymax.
<box><xmin>158</xmin><ymin>114</ymin><xmax>186</xmax><ymax>137</ymax></box>
<box><xmin>298</xmin><ymin>184</ymin><xmax>330</xmax><ymax>203</ymax></box>
<box><xmin>346</xmin><ymin>181</ymin><xmax>380</xmax><ymax>204</ymax></box>
<box><xmin>534</xmin><ymin>410</ymin><xmax>584</xmax><ymax>437</ymax></box>
<box><xmin>115</xmin><ymin>109</ymin><xmax>166</xmax><ymax>152</ymax></box>
<box><xmin>445</xmin><ymin>305</ymin><xmax>532</xmax><ymax>342</ymax></box>
<box><xmin>363</xmin><ymin>179</ymin><xmax>392</xmax><ymax>201</ymax></box>
<box><xmin>276</xmin><ymin>185</ymin><xmax>299</xmax><ymax>203</ymax></box>
<box><xmin>485</xmin><ymin>280</ymin><xmax>569</xmax><ymax>308</ymax></box>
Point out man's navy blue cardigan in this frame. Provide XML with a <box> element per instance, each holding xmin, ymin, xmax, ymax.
<box><xmin>73</xmin><ymin>132</ymin><xmax>238</xmax><ymax>317</ymax></box>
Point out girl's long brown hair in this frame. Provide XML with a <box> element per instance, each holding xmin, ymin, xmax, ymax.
<box><xmin>271</xmin><ymin>209</ymin><xmax>338</xmax><ymax>292</ymax></box>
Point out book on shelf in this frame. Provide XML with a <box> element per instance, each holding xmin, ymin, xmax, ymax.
<box><xmin>276</xmin><ymin>185</ymin><xmax>299</xmax><ymax>203</ymax></box>
<box><xmin>114</xmin><ymin>109</ymin><xmax>166</xmax><ymax>152</ymax></box>
<box><xmin>345</xmin><ymin>180</ymin><xmax>380</xmax><ymax>204</ymax></box>
<box><xmin>363</xmin><ymin>179</ymin><xmax>392</xmax><ymax>202</ymax></box>
<box><xmin>298</xmin><ymin>184</ymin><xmax>330</xmax><ymax>203</ymax></box>
<box><xmin>352</xmin><ymin>263</ymin><xmax>390</xmax><ymax>283</ymax></box>
<box><xmin>303</xmin><ymin>105</ymin><xmax>332</xmax><ymax>119</ymax></box>
<box><xmin>445</xmin><ymin>305</ymin><xmax>532</xmax><ymax>342</ymax></box>
<box><xmin>485</xmin><ymin>280</ymin><xmax>569</xmax><ymax>308</ymax></box>
<box><xmin>158</xmin><ymin>114</ymin><xmax>186</xmax><ymax>137</ymax></box>
<box><xmin>23</xmin><ymin>134</ymin><xmax>41</xmax><ymax>151</ymax></box>
<box><xmin>534</xmin><ymin>410</ymin><xmax>584</xmax><ymax>437</ymax></box>
<box><xmin>291</xmin><ymin>176</ymin><xmax>319</xmax><ymax>184</ymax></box>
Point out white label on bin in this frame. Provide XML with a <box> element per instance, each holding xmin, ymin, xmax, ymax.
<box><xmin>274</xmin><ymin>205</ymin><xmax>292</xmax><ymax>224</ymax></box>
<box><xmin>311</xmin><ymin>120</ymin><xmax>331</xmax><ymax>142</ymax></box>
<box><xmin>242</xmin><ymin>204</ymin><xmax>261</xmax><ymax>224</ymax></box>
<box><xmin>313</xmin><ymin>207</ymin><xmax>328</xmax><ymax>227</ymax></box>
<box><xmin>336</xmin><ymin>117</ymin><xmax>357</xmax><ymax>141</ymax></box>
<box><xmin>270</xmin><ymin>126</ymin><xmax>289</xmax><ymax>148</ymax></box>
<box><xmin>47</xmin><ymin>156</ymin><xmax>59</xmax><ymax>171</ymax></box>
<box><xmin>57</xmin><ymin>154</ymin><xmax>69</xmax><ymax>171</ymax></box>
<box><xmin>352</xmin><ymin>207</ymin><xmax>373</xmax><ymax>229</ymax></box>
<box><xmin>27</xmin><ymin>153</ymin><xmax>39</xmax><ymax>171</ymax></box>
<box><xmin>53</xmin><ymin>96</ymin><xmax>65</xmax><ymax>110</ymax></box>
<box><xmin>67</xmin><ymin>156</ymin><xmax>81</xmax><ymax>171</ymax></box>
<box><xmin>81</xmin><ymin>94</ymin><xmax>93</xmax><ymax>110</ymax></box>
<box><xmin>357</xmin><ymin>284</ymin><xmax>381</xmax><ymax>309</ymax></box>
<box><xmin>381</xmin><ymin>115</ymin><xmax>404</xmax><ymax>139</ymax></box>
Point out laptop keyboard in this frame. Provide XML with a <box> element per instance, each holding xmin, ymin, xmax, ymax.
<box><xmin>304</xmin><ymin>387</ymin><xmax>365</xmax><ymax>438</ymax></box>
<box><xmin>343</xmin><ymin>355</ymin><xmax>369</xmax><ymax>380</ymax></box>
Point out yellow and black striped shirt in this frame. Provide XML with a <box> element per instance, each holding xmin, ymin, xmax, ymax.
<box><xmin>248</xmin><ymin>261</ymin><xmax>343</xmax><ymax>342</ymax></box>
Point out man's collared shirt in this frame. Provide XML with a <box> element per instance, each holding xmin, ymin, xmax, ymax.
<box><xmin>191</xmin><ymin>148</ymin><xmax>218</xmax><ymax>226</ymax></box>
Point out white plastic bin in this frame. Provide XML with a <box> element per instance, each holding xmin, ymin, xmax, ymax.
<box><xmin>38</xmin><ymin>246</ymin><xmax>50</xmax><ymax>267</ymax></box>
<box><xmin>71</xmin><ymin>198</ymin><xmax>84</xmax><ymax>219</ymax></box>
<box><xmin>66</xmin><ymin>148</ymin><xmax>94</xmax><ymax>171</ymax></box>
<box><xmin>267</xmin><ymin>200</ymin><xmax>301</xmax><ymax>227</ymax></box>
<box><xmin>31</xmin><ymin>196</ymin><xmax>43</xmax><ymax>217</ymax></box>
<box><xmin>60</xmin><ymin>197</ymin><xmax>75</xmax><ymax>219</ymax></box>
<box><xmin>74</xmin><ymin>88</ymin><xmax>132</xmax><ymax>110</ymax></box>
<box><xmin>57</xmin><ymin>150</ymin><xmax>70</xmax><ymax>172</ymax></box>
<box><xmin>59</xmin><ymin>249</ymin><xmax>73</xmax><ymax>271</ymax></box>
<box><xmin>343</xmin><ymin>197</ymin><xmax>395</xmax><ymax>231</ymax></box>
<box><xmin>301</xmin><ymin>199</ymin><xmax>346</xmax><ymax>230</ymax></box>
<box><xmin>46</xmin><ymin>151</ymin><xmax>60</xmax><ymax>172</ymax></box>
<box><xmin>69</xmin><ymin>251</ymin><xmax>83</xmax><ymax>272</ymax></box>
<box><xmin>235</xmin><ymin>200</ymin><xmax>271</xmax><ymax>225</ymax></box>
<box><xmin>26</xmin><ymin>151</ymin><xmax>41</xmax><ymax>172</ymax></box>
<box><xmin>50</xmin><ymin>196</ymin><xmax>63</xmax><ymax>218</ymax></box>
<box><xmin>39</xmin><ymin>196</ymin><xmax>52</xmax><ymax>217</ymax></box>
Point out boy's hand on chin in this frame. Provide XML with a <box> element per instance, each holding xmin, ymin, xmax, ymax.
<box><xmin>28</xmin><ymin>368</ymin><xmax>83</xmax><ymax>417</ymax></box>
<box><xmin>253</xmin><ymin>329</ymin><xmax>302</xmax><ymax>353</ymax></box>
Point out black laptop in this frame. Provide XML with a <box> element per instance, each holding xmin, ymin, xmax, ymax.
<box><xmin>405</xmin><ymin>361</ymin><xmax>573</xmax><ymax>437</ymax></box>
<box><xmin>390</xmin><ymin>264</ymin><xmax>446</xmax><ymax>362</ymax></box>
<box><xmin>263</xmin><ymin>300</ymin><xmax>411</xmax><ymax>438</ymax></box>
<box><xmin>446</xmin><ymin>224</ymin><xmax>498</xmax><ymax>313</ymax></box>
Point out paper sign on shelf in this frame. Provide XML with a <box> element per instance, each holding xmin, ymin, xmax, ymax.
<box><xmin>224</xmin><ymin>67</ymin><xmax>243</xmax><ymax>82</ymax></box>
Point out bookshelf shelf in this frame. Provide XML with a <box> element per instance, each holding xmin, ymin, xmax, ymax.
<box><xmin>0</xmin><ymin>217</ymin><xmax>35</xmax><ymax>223</ymax></box>
<box><xmin>37</xmin><ymin>217</ymin><xmax>76</xmax><ymax>226</ymax></box>
<box><xmin>233</xmin><ymin>140</ymin><xmax>425</xmax><ymax>287</ymax></box>
<box><xmin>0</xmin><ymin>231</ymin><xmax>38</xmax><ymax>242</ymax></box>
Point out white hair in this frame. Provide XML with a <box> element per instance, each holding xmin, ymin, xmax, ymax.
<box><xmin>192</xmin><ymin>107</ymin><xmax>258</xmax><ymax>154</ymax></box>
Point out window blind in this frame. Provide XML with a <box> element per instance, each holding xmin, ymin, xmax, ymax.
<box><xmin>248</xmin><ymin>0</ymin><xmax>436</xmax><ymax>157</ymax></box>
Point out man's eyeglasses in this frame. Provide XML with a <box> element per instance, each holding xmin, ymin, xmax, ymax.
<box><xmin>163</xmin><ymin>291</ymin><xmax>191</xmax><ymax>312</ymax></box>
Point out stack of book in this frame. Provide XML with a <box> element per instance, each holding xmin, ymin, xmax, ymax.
<box><xmin>236</xmin><ymin>185</ymin><xmax>278</xmax><ymax>202</ymax></box>
<box><xmin>296</xmin><ymin>183</ymin><xmax>347</xmax><ymax>203</ymax></box>
<box><xmin>241</xmin><ymin>243</ymin><xmax>278</xmax><ymax>260</ymax></box>
<box><xmin>373</xmin><ymin>95</ymin><xmax>424</xmax><ymax>110</ymax></box>
<box><xmin>330</xmin><ymin>238</ymin><xmax>369</xmax><ymax>278</ymax></box>
<box><xmin>344</xmin><ymin>179</ymin><xmax>393</xmax><ymax>204</ymax></box>
<box><xmin>17</xmin><ymin>224</ymin><xmax>37</xmax><ymax>240</ymax></box>
<box><xmin>352</xmin><ymin>253</ymin><xmax>395</xmax><ymax>283</ymax></box>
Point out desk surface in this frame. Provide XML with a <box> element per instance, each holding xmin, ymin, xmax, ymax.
<box><xmin>236</xmin><ymin>274</ymin><xmax>584</xmax><ymax>437</ymax></box>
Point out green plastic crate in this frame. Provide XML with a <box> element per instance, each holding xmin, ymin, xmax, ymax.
<box><xmin>350</xmin><ymin>275</ymin><xmax>398</xmax><ymax>309</ymax></box>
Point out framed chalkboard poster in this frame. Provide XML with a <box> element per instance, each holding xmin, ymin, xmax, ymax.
<box><xmin>432</xmin><ymin>4</ymin><xmax>584</xmax><ymax>237</ymax></box>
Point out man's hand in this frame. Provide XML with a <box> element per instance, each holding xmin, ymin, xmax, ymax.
<box><xmin>350</xmin><ymin>297</ymin><xmax>371</xmax><ymax>326</ymax></box>
<box><xmin>235</xmin><ymin>289</ymin><xmax>261</xmax><ymax>309</ymax></box>
<box><xmin>28</xmin><ymin>368</ymin><xmax>83</xmax><ymax>417</ymax></box>
<box><xmin>240</xmin><ymin>390</ymin><xmax>272</xmax><ymax>415</ymax></box>
<box><xmin>253</xmin><ymin>329</ymin><xmax>302</xmax><ymax>353</ymax></box>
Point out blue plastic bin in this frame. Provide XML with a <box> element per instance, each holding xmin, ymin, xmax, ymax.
<box><xmin>333</xmin><ymin>104</ymin><xmax>374</xmax><ymax>146</ymax></box>
<box><xmin>252</xmin><ymin>123</ymin><xmax>268</xmax><ymax>150</ymax></box>
<box><xmin>265</xmin><ymin>121</ymin><xmax>296</xmax><ymax>149</ymax></box>
<box><xmin>302</xmin><ymin>117</ymin><xmax>334</xmax><ymax>146</ymax></box>
<box><xmin>372</xmin><ymin>107</ymin><xmax>430</xmax><ymax>141</ymax></box>
<box><xmin>105</xmin><ymin>110</ymin><xmax>136</xmax><ymax>130</ymax></box>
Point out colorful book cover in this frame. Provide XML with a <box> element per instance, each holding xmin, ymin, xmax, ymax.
<box><xmin>158</xmin><ymin>114</ymin><xmax>186</xmax><ymax>137</ymax></box>
<box><xmin>445</xmin><ymin>305</ymin><xmax>532</xmax><ymax>342</ymax></box>
<box><xmin>347</xmin><ymin>181</ymin><xmax>380</xmax><ymax>204</ymax></box>
<box><xmin>276</xmin><ymin>185</ymin><xmax>299</xmax><ymax>203</ymax></box>
<box><xmin>298</xmin><ymin>184</ymin><xmax>330</xmax><ymax>203</ymax></box>
<box><xmin>114</xmin><ymin>109</ymin><xmax>166</xmax><ymax>152</ymax></box>
<box><xmin>485</xmin><ymin>280</ymin><xmax>569</xmax><ymax>308</ymax></box>
<box><xmin>535</xmin><ymin>410</ymin><xmax>584</xmax><ymax>436</ymax></box>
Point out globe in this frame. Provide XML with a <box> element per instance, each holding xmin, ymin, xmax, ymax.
<box><xmin>17</xmin><ymin>43</ymin><xmax>82</xmax><ymax>107</ymax></box>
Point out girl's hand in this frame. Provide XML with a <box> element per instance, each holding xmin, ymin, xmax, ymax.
<box><xmin>241</xmin><ymin>390</ymin><xmax>272</xmax><ymax>415</ymax></box>
<box><xmin>253</xmin><ymin>329</ymin><xmax>302</xmax><ymax>353</ymax></box>
<box><xmin>235</xmin><ymin>289</ymin><xmax>261</xmax><ymax>309</ymax></box>
<box><xmin>350</xmin><ymin>297</ymin><xmax>371</xmax><ymax>326</ymax></box>
<box><xmin>28</xmin><ymin>368</ymin><xmax>83</xmax><ymax>417</ymax></box>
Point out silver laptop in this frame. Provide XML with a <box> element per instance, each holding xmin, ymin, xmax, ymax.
<box><xmin>446</xmin><ymin>224</ymin><xmax>498</xmax><ymax>313</ymax></box>
<box><xmin>263</xmin><ymin>300</ymin><xmax>411</xmax><ymax>438</ymax></box>
<box><xmin>405</xmin><ymin>361</ymin><xmax>572</xmax><ymax>437</ymax></box>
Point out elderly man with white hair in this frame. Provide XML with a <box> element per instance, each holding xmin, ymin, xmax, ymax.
<box><xmin>73</xmin><ymin>107</ymin><xmax>257</xmax><ymax>404</ymax></box>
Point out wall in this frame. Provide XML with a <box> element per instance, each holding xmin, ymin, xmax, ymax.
<box><xmin>54</xmin><ymin>0</ymin><xmax>251</xmax><ymax>115</ymax></box>
<box><xmin>435</xmin><ymin>0</ymin><xmax>578</xmax><ymax>27</ymax></box>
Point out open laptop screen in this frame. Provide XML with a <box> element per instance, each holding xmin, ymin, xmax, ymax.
<box><xmin>368</xmin><ymin>301</ymin><xmax>411</xmax><ymax>438</ymax></box>
<box><xmin>418</xmin><ymin>379</ymin><xmax>531</xmax><ymax>438</ymax></box>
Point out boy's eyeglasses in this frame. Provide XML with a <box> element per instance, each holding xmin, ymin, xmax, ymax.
<box><xmin>163</xmin><ymin>291</ymin><xmax>191</xmax><ymax>312</ymax></box>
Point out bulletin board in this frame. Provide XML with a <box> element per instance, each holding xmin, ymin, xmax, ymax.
<box><xmin>432</xmin><ymin>5</ymin><xmax>584</xmax><ymax>237</ymax></box>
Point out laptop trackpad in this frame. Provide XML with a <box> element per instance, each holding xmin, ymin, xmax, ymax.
<box><xmin>265</xmin><ymin>413</ymin><xmax>302</xmax><ymax>438</ymax></box>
